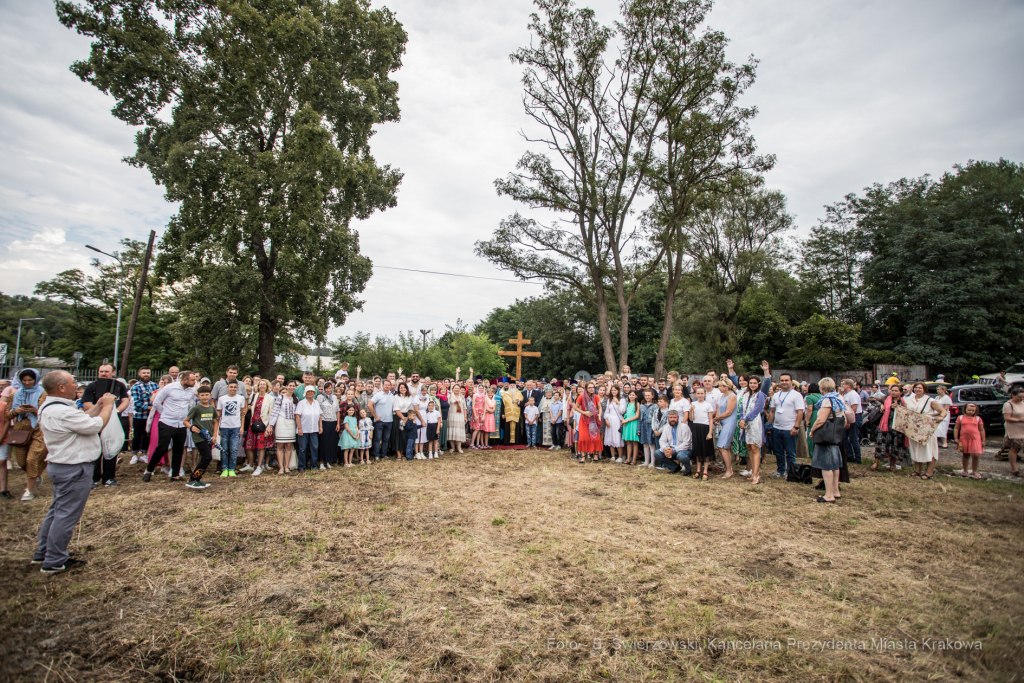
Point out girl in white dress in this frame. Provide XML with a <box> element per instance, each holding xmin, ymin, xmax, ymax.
<box><xmin>603</xmin><ymin>384</ymin><xmax>625</xmax><ymax>458</ymax></box>
<box><xmin>904</xmin><ymin>382</ymin><xmax>948</xmax><ymax>480</ymax></box>
<box><xmin>414</xmin><ymin>386</ymin><xmax>432</xmax><ymax>458</ymax></box>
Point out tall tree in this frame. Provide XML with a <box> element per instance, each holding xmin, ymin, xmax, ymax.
<box><xmin>797</xmin><ymin>200</ymin><xmax>864</xmax><ymax>324</ymax></box>
<box><xmin>641</xmin><ymin>0</ymin><xmax>774</xmax><ymax>379</ymax></box>
<box><xmin>855</xmin><ymin>159</ymin><xmax>1024</xmax><ymax>379</ymax></box>
<box><xmin>683</xmin><ymin>180</ymin><xmax>793</xmax><ymax>355</ymax></box>
<box><xmin>57</xmin><ymin>0</ymin><xmax>407</xmax><ymax>375</ymax></box>
<box><xmin>475</xmin><ymin>0</ymin><xmax>668</xmax><ymax>372</ymax></box>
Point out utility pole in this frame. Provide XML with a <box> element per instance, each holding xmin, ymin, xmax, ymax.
<box><xmin>119</xmin><ymin>230</ymin><xmax>156</xmax><ymax>378</ymax></box>
<box><xmin>86</xmin><ymin>245</ymin><xmax>125</xmax><ymax>373</ymax></box>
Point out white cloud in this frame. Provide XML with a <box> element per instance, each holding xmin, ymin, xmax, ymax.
<box><xmin>1</xmin><ymin>0</ymin><xmax>1021</xmax><ymax>341</ymax></box>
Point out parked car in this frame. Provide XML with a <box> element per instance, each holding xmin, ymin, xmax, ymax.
<box><xmin>941</xmin><ymin>384</ymin><xmax>1010</xmax><ymax>437</ymax></box>
<box><xmin>978</xmin><ymin>361</ymin><xmax>1024</xmax><ymax>391</ymax></box>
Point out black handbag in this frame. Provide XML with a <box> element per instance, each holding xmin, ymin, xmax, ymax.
<box><xmin>787</xmin><ymin>463</ymin><xmax>813</xmax><ymax>484</ymax></box>
<box><xmin>250</xmin><ymin>417</ymin><xmax>266</xmax><ymax>433</ymax></box>
<box><xmin>812</xmin><ymin>408</ymin><xmax>845</xmax><ymax>446</ymax></box>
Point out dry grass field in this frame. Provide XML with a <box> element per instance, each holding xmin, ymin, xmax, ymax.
<box><xmin>1</xmin><ymin>450</ymin><xmax>1022</xmax><ymax>683</ymax></box>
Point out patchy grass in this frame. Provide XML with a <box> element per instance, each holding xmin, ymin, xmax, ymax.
<box><xmin>1</xmin><ymin>451</ymin><xmax>1022</xmax><ymax>682</ymax></box>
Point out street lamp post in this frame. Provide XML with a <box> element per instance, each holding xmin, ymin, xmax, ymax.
<box><xmin>86</xmin><ymin>245</ymin><xmax>125</xmax><ymax>373</ymax></box>
<box><xmin>14</xmin><ymin>317</ymin><xmax>44</xmax><ymax>368</ymax></box>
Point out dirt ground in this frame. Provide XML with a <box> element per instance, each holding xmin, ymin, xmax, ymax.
<box><xmin>1</xmin><ymin>446</ymin><xmax>1022</xmax><ymax>683</ymax></box>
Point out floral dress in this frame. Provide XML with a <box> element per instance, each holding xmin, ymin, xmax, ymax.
<box><xmin>874</xmin><ymin>397</ymin><xmax>909</xmax><ymax>465</ymax></box>
<box><xmin>244</xmin><ymin>395</ymin><xmax>275</xmax><ymax>450</ymax></box>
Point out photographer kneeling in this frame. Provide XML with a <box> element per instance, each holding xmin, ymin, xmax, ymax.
<box><xmin>654</xmin><ymin>410</ymin><xmax>692</xmax><ymax>475</ymax></box>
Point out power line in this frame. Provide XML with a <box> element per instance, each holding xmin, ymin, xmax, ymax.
<box><xmin>373</xmin><ymin>265</ymin><xmax>544</xmax><ymax>284</ymax></box>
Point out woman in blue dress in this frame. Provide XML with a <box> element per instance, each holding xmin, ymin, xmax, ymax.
<box><xmin>712</xmin><ymin>377</ymin><xmax>739</xmax><ymax>479</ymax></box>
<box><xmin>638</xmin><ymin>387</ymin><xmax>658</xmax><ymax>468</ymax></box>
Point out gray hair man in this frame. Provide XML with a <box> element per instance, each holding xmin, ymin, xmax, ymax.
<box><xmin>654</xmin><ymin>410</ymin><xmax>692</xmax><ymax>474</ymax></box>
<box><xmin>34</xmin><ymin>371</ymin><xmax>116</xmax><ymax>574</ymax></box>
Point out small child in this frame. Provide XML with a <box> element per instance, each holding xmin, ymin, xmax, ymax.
<box><xmin>425</xmin><ymin>401</ymin><xmax>441</xmax><ymax>459</ymax></box>
<box><xmin>182</xmin><ymin>386</ymin><xmax>218</xmax><ymax>490</ymax></box>
<box><xmin>524</xmin><ymin>396</ymin><xmax>539</xmax><ymax>447</ymax></box>
<box><xmin>403</xmin><ymin>410</ymin><xmax>419</xmax><ymax>460</ymax></box>
<box><xmin>358</xmin><ymin>408</ymin><xmax>373</xmax><ymax>464</ymax></box>
<box><xmin>341</xmin><ymin>404</ymin><xmax>359</xmax><ymax>467</ymax></box>
<box><xmin>954</xmin><ymin>403</ymin><xmax>985</xmax><ymax>479</ymax></box>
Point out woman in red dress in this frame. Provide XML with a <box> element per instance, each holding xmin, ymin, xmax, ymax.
<box><xmin>576</xmin><ymin>382</ymin><xmax>603</xmax><ymax>463</ymax></box>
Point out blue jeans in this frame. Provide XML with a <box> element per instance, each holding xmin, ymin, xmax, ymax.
<box><xmin>845</xmin><ymin>413</ymin><xmax>862</xmax><ymax>462</ymax></box>
<box><xmin>373</xmin><ymin>420</ymin><xmax>393</xmax><ymax>459</ymax></box>
<box><xmin>296</xmin><ymin>432</ymin><xmax>319</xmax><ymax>470</ymax></box>
<box><xmin>405</xmin><ymin>435</ymin><xmax>416</xmax><ymax>460</ymax></box>
<box><xmin>655</xmin><ymin>448</ymin><xmax>691</xmax><ymax>474</ymax></box>
<box><xmin>526</xmin><ymin>423</ymin><xmax>538</xmax><ymax>446</ymax></box>
<box><xmin>219</xmin><ymin>427</ymin><xmax>239</xmax><ymax>471</ymax></box>
<box><xmin>773</xmin><ymin>429</ymin><xmax>797</xmax><ymax>475</ymax></box>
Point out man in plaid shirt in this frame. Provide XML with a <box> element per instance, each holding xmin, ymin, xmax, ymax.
<box><xmin>129</xmin><ymin>366</ymin><xmax>158</xmax><ymax>464</ymax></box>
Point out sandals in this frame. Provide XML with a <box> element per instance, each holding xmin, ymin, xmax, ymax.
<box><xmin>814</xmin><ymin>496</ymin><xmax>836</xmax><ymax>504</ymax></box>
<box><xmin>909</xmin><ymin>472</ymin><xmax>921</xmax><ymax>479</ymax></box>
<box><xmin>1012</xmin><ymin>471</ymin><xmax>1022</xmax><ymax>478</ymax></box>
<box><xmin>971</xmin><ymin>473</ymin><xmax>983</xmax><ymax>480</ymax></box>
<box><xmin>870</xmin><ymin>461</ymin><xmax>879</xmax><ymax>471</ymax></box>
<box><xmin>750</xmin><ymin>476</ymin><xmax>761</xmax><ymax>485</ymax></box>
<box><xmin>700</xmin><ymin>473</ymin><xmax>709</xmax><ymax>481</ymax></box>
<box><xmin>692</xmin><ymin>472</ymin><xmax>700</xmax><ymax>479</ymax></box>
<box><xmin>919</xmin><ymin>473</ymin><xmax>933</xmax><ymax>481</ymax></box>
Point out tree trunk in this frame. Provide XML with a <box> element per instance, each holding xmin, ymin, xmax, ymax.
<box><xmin>654</xmin><ymin>249</ymin><xmax>683</xmax><ymax>380</ymax></box>
<box><xmin>594</xmin><ymin>286</ymin><xmax>617</xmax><ymax>373</ymax></box>
<box><xmin>258</xmin><ymin>282</ymin><xmax>277</xmax><ymax>376</ymax></box>
<box><xmin>615</xmin><ymin>276</ymin><xmax>630</xmax><ymax>373</ymax></box>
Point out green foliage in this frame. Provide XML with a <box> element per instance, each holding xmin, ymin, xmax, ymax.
<box><xmin>26</xmin><ymin>238</ymin><xmax>183</xmax><ymax>370</ymax></box>
<box><xmin>854</xmin><ymin>159</ymin><xmax>1024</xmax><ymax>379</ymax></box>
<box><xmin>783</xmin><ymin>314</ymin><xmax>863</xmax><ymax>371</ymax></box>
<box><xmin>331</xmin><ymin>329</ymin><xmax>507</xmax><ymax>380</ymax></box>
<box><xmin>58</xmin><ymin>0</ymin><xmax>408</xmax><ymax>375</ymax></box>
<box><xmin>476</xmin><ymin>289</ymin><xmax>603</xmax><ymax>378</ymax></box>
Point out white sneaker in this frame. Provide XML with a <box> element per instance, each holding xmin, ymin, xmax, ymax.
<box><xmin>614</xmin><ymin>457</ymin><xmax>622</xmax><ymax>463</ymax></box>
<box><xmin>415</xmin><ymin>453</ymin><xmax>425</xmax><ymax>460</ymax></box>
<box><xmin>130</xmin><ymin>455</ymin><xmax>139</xmax><ymax>465</ymax></box>
<box><xmin>740</xmin><ymin>469</ymin><xmax>751</xmax><ymax>477</ymax></box>
<box><xmin>252</xmin><ymin>466</ymin><xmax>262</xmax><ymax>476</ymax></box>
<box><xmin>178</xmin><ymin>467</ymin><xmax>186</xmax><ymax>477</ymax></box>
<box><xmin>161</xmin><ymin>467</ymin><xmax>171</xmax><ymax>475</ymax></box>
<box><xmin>326</xmin><ymin>463</ymin><xmax>332</xmax><ymax>469</ymax></box>
<box><xmin>319</xmin><ymin>463</ymin><xmax>326</xmax><ymax>471</ymax></box>
<box><xmin>21</xmin><ymin>490</ymin><xmax>35</xmax><ymax>501</ymax></box>
<box><xmin>139</xmin><ymin>455</ymin><xmax>149</xmax><ymax>464</ymax></box>
<box><xmin>239</xmin><ymin>464</ymin><xmax>253</xmax><ymax>472</ymax></box>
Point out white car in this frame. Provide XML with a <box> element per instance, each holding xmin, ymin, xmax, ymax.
<box><xmin>979</xmin><ymin>362</ymin><xmax>1024</xmax><ymax>390</ymax></box>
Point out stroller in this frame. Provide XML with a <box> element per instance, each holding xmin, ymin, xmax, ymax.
<box><xmin>860</xmin><ymin>403</ymin><xmax>882</xmax><ymax>446</ymax></box>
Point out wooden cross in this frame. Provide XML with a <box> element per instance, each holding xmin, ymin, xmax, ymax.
<box><xmin>498</xmin><ymin>331</ymin><xmax>541</xmax><ymax>379</ymax></box>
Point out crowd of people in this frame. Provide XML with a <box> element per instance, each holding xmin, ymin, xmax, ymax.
<box><xmin>5</xmin><ymin>360</ymin><xmax>1024</xmax><ymax>574</ymax></box>
<box><xmin>5</xmin><ymin>359</ymin><xmax>1021</xmax><ymax>503</ymax></box>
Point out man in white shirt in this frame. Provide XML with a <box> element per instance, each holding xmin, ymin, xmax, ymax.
<box><xmin>144</xmin><ymin>371</ymin><xmax>198</xmax><ymax>482</ymax></box>
<box><xmin>369</xmin><ymin>380</ymin><xmax>396</xmax><ymax>460</ymax></box>
<box><xmin>703</xmin><ymin>375</ymin><xmax>722</xmax><ymax>407</ymax></box>
<box><xmin>294</xmin><ymin>386</ymin><xmax>323</xmax><ymax>471</ymax></box>
<box><xmin>654</xmin><ymin>410</ymin><xmax>692</xmax><ymax>474</ymax></box>
<box><xmin>841</xmin><ymin>379</ymin><xmax>863</xmax><ymax>463</ymax></box>
<box><xmin>767</xmin><ymin>373</ymin><xmax>804</xmax><ymax>478</ymax></box>
<box><xmin>33</xmin><ymin>371</ymin><xmax>116</xmax><ymax>574</ymax></box>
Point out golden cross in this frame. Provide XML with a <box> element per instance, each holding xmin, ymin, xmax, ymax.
<box><xmin>497</xmin><ymin>330</ymin><xmax>541</xmax><ymax>379</ymax></box>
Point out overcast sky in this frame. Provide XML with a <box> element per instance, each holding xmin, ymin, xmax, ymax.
<box><xmin>2</xmin><ymin>0</ymin><xmax>1022</xmax><ymax>344</ymax></box>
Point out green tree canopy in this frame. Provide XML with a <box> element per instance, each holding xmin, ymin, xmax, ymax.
<box><xmin>57</xmin><ymin>0</ymin><xmax>408</xmax><ymax>376</ymax></box>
